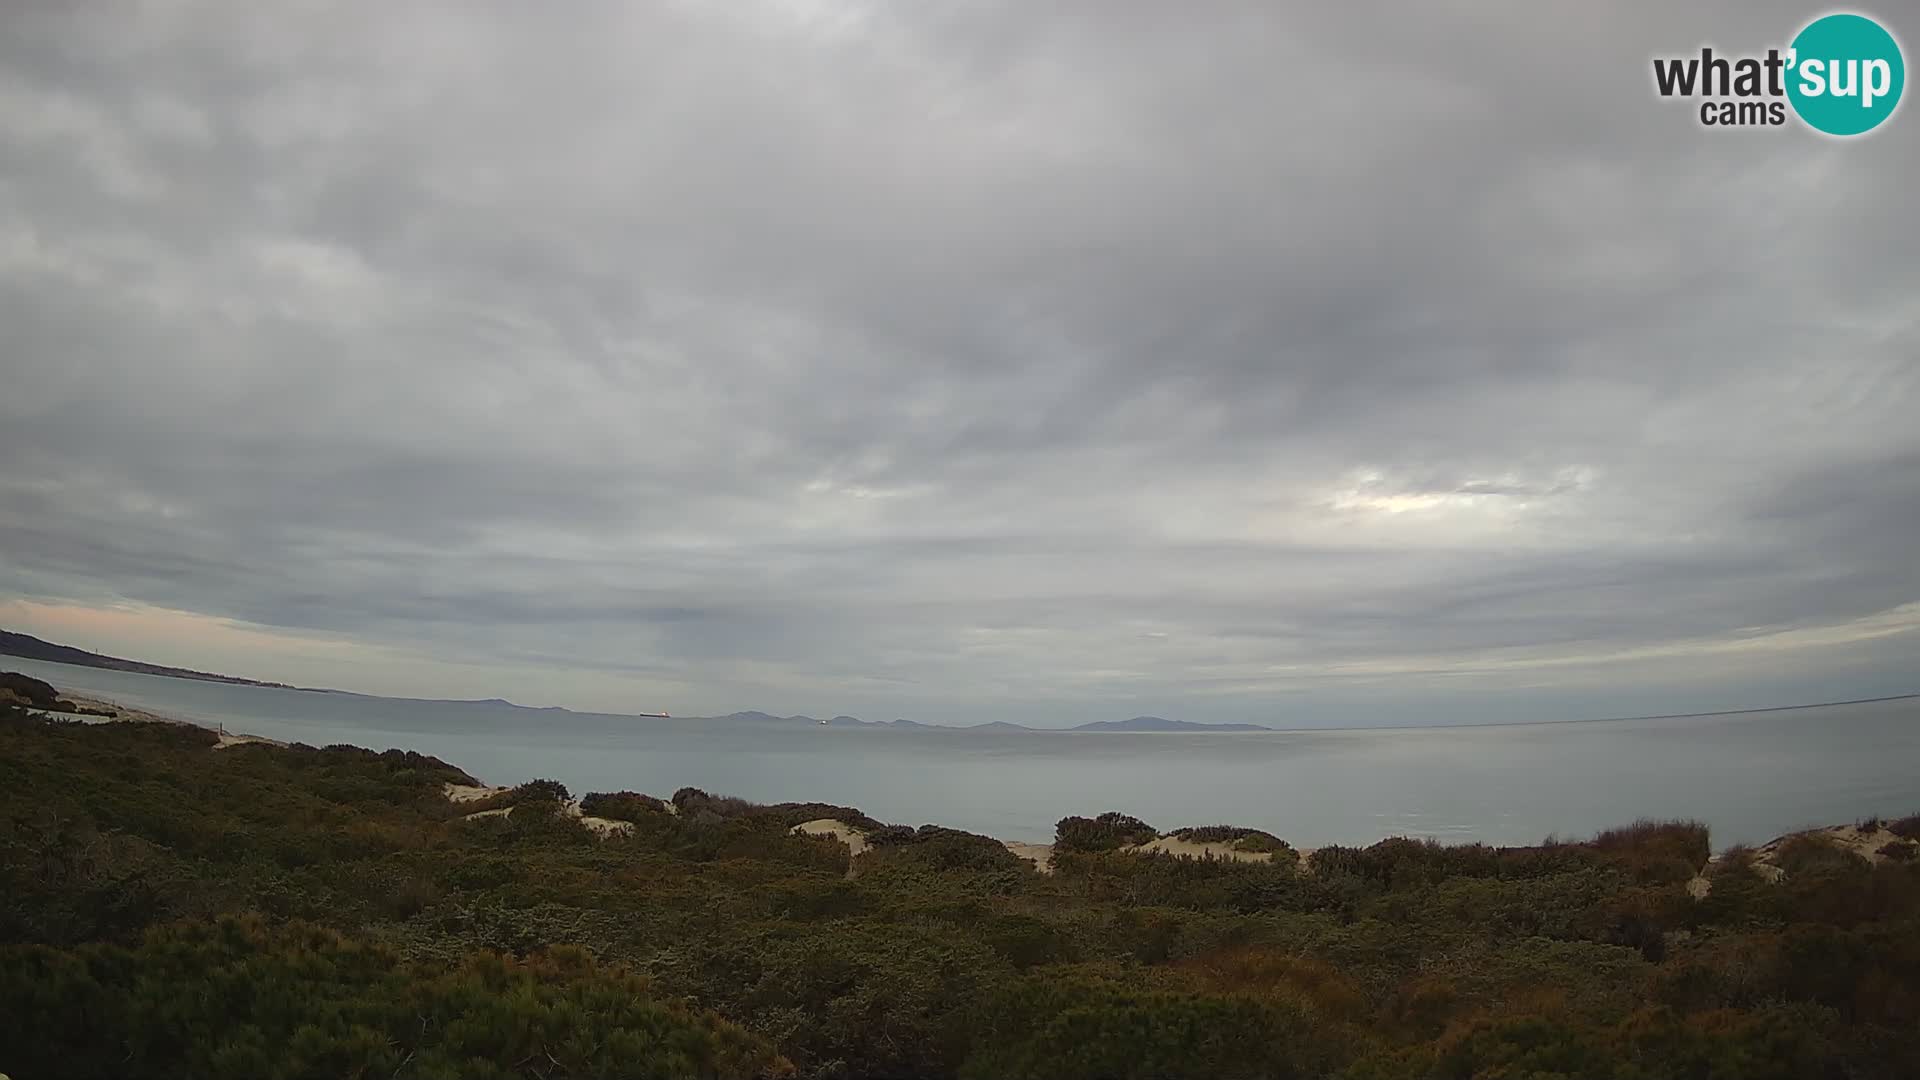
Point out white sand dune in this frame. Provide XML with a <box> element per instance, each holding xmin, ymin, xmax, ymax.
<box><xmin>1749</xmin><ymin>821</ymin><xmax>1909</xmax><ymax>869</ymax></box>
<box><xmin>793</xmin><ymin>818</ymin><xmax>870</xmax><ymax>855</ymax></box>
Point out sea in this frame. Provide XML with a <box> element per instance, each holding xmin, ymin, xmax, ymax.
<box><xmin>8</xmin><ymin>656</ymin><xmax>1918</xmax><ymax>849</ymax></box>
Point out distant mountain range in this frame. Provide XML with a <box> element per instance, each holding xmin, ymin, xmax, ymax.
<box><xmin>691</xmin><ymin>711</ymin><xmax>1271</xmax><ymax>732</ymax></box>
<box><xmin>2</xmin><ymin>627</ymin><xmax>1276</xmax><ymax>731</ymax></box>
<box><xmin>1069</xmin><ymin>716</ymin><xmax>1271</xmax><ymax>732</ymax></box>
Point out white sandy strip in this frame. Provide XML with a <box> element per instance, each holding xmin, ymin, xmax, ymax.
<box><xmin>1127</xmin><ymin>836</ymin><xmax>1276</xmax><ymax>863</ymax></box>
<box><xmin>443</xmin><ymin>784</ymin><xmax>636</xmax><ymax>837</ymax></box>
<box><xmin>51</xmin><ymin>690</ymin><xmax>288</xmax><ymax>749</ymax></box>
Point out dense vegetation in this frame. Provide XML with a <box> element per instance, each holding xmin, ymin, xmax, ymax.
<box><xmin>2</xmin><ymin>705</ymin><xmax>1916</xmax><ymax>1078</ymax></box>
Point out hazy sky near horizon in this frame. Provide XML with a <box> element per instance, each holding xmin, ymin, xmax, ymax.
<box><xmin>1</xmin><ymin>2</ymin><xmax>1916</xmax><ymax>726</ymax></box>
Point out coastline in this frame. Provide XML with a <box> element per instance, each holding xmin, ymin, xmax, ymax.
<box><xmin>41</xmin><ymin>680</ymin><xmax>1914</xmax><ymax>882</ymax></box>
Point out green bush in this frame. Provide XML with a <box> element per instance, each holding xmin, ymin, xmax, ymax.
<box><xmin>0</xmin><ymin>915</ymin><xmax>791</xmax><ymax>1079</ymax></box>
<box><xmin>1054</xmin><ymin>812</ymin><xmax>1158</xmax><ymax>853</ymax></box>
<box><xmin>959</xmin><ymin>974</ymin><xmax>1342</xmax><ymax>1080</ymax></box>
<box><xmin>578</xmin><ymin>790</ymin><xmax>669</xmax><ymax>821</ymax></box>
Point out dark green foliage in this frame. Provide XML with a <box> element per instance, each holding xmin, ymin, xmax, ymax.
<box><xmin>2</xmin><ymin>712</ymin><xmax>1917</xmax><ymax>1080</ymax></box>
<box><xmin>959</xmin><ymin>974</ymin><xmax>1343</xmax><ymax>1079</ymax></box>
<box><xmin>865</xmin><ymin>825</ymin><xmax>1023</xmax><ymax>871</ymax></box>
<box><xmin>1171</xmin><ymin>824</ymin><xmax>1293</xmax><ymax>856</ymax></box>
<box><xmin>669</xmin><ymin>787</ymin><xmax>886</xmax><ymax>832</ymax></box>
<box><xmin>1589</xmin><ymin>818</ymin><xmax>1713</xmax><ymax>882</ymax></box>
<box><xmin>0</xmin><ymin>915</ymin><xmax>791</xmax><ymax>1079</ymax></box>
<box><xmin>516</xmin><ymin>777</ymin><xmax>572</xmax><ymax>803</ymax></box>
<box><xmin>578</xmin><ymin>789</ymin><xmax>669</xmax><ymax>821</ymax></box>
<box><xmin>1054</xmin><ymin>811</ymin><xmax>1158</xmax><ymax>852</ymax></box>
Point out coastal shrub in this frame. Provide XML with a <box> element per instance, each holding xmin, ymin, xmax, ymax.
<box><xmin>667</xmin><ymin>787</ymin><xmax>888</xmax><ymax>833</ymax></box>
<box><xmin>6</xmin><ymin>716</ymin><xmax>1920</xmax><ymax>1080</ymax></box>
<box><xmin>757</xmin><ymin>801</ymin><xmax>887</xmax><ymax>832</ymax></box>
<box><xmin>1169</xmin><ymin>825</ymin><xmax>1292</xmax><ymax>857</ymax></box>
<box><xmin>1307</xmin><ymin>837</ymin><xmax>1503</xmax><ymax>891</ymax></box>
<box><xmin>979</xmin><ymin>913</ymin><xmax>1080</xmax><ymax>969</ymax></box>
<box><xmin>1052</xmin><ymin>847</ymin><xmax>1329</xmax><ymax>915</ymax></box>
<box><xmin>513</xmin><ymin>777</ymin><xmax>571</xmax><ymax>803</ymax></box>
<box><xmin>861</xmin><ymin>826</ymin><xmax>1025</xmax><ymax>873</ymax></box>
<box><xmin>863</xmin><ymin>824</ymin><xmax>919</xmax><ymax>847</ymax></box>
<box><xmin>1233</xmin><ymin>832</ymin><xmax>1290</xmax><ymax>855</ymax></box>
<box><xmin>1877</xmin><ymin>841</ymin><xmax>1916</xmax><ymax>862</ymax></box>
<box><xmin>1054</xmin><ymin>812</ymin><xmax>1158</xmax><ymax>853</ymax></box>
<box><xmin>958</xmin><ymin>974</ymin><xmax>1343</xmax><ymax>1080</ymax></box>
<box><xmin>1773</xmin><ymin>834</ymin><xmax>1868</xmax><ymax>878</ymax></box>
<box><xmin>578</xmin><ymin>790</ymin><xmax>669</xmax><ymax>821</ymax></box>
<box><xmin>1179</xmin><ymin>946</ymin><xmax>1370</xmax><ymax>1023</ymax></box>
<box><xmin>1346</xmin><ymin>1005</ymin><xmax>1844</xmax><ymax>1080</ymax></box>
<box><xmin>1589</xmin><ymin>818</ymin><xmax>1712</xmax><ymax>882</ymax></box>
<box><xmin>1888</xmin><ymin>814</ymin><xmax>1920</xmax><ymax>840</ymax></box>
<box><xmin>0</xmin><ymin>915</ymin><xmax>791</xmax><ymax>1080</ymax></box>
<box><xmin>672</xmin><ymin>786</ymin><xmax>760</xmax><ymax>822</ymax></box>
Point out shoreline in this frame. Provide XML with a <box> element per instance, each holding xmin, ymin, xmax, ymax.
<box><xmin>38</xmin><ymin>680</ymin><xmax>1915</xmax><ymax>881</ymax></box>
<box><xmin>40</xmin><ymin>690</ymin><xmax>288</xmax><ymax>750</ymax></box>
<box><xmin>8</xmin><ymin>649</ymin><xmax>1912</xmax><ymax>733</ymax></box>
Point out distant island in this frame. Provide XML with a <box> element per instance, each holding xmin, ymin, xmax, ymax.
<box><xmin>695</xmin><ymin>711</ymin><xmax>1271</xmax><ymax>732</ymax></box>
<box><xmin>1068</xmin><ymin>716</ymin><xmax>1270</xmax><ymax>732</ymax></box>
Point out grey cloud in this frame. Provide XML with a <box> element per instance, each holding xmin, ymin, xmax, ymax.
<box><xmin>1</xmin><ymin>1</ymin><xmax>1916</xmax><ymax>723</ymax></box>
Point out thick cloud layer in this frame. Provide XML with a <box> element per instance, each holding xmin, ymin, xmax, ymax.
<box><xmin>2</xmin><ymin>2</ymin><xmax>1915</xmax><ymax>723</ymax></box>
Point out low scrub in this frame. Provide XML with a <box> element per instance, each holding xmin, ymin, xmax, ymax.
<box><xmin>1170</xmin><ymin>825</ymin><xmax>1292</xmax><ymax>855</ymax></box>
<box><xmin>1054</xmin><ymin>812</ymin><xmax>1158</xmax><ymax>853</ymax></box>
<box><xmin>577</xmin><ymin>789</ymin><xmax>669</xmax><ymax>822</ymax></box>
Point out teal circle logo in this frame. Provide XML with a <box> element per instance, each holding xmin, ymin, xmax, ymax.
<box><xmin>1787</xmin><ymin>13</ymin><xmax>1905</xmax><ymax>136</ymax></box>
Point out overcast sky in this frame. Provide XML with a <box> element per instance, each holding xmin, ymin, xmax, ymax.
<box><xmin>1</xmin><ymin>1</ymin><xmax>1914</xmax><ymax>726</ymax></box>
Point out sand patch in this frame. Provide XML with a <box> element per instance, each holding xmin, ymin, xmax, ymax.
<box><xmin>567</xmin><ymin>806</ymin><xmax>636</xmax><ymax>836</ymax></box>
<box><xmin>1127</xmin><ymin>836</ymin><xmax>1277</xmax><ymax>863</ymax></box>
<box><xmin>445</xmin><ymin>782</ymin><xmax>511</xmax><ymax>803</ymax></box>
<box><xmin>793</xmin><ymin>818</ymin><xmax>870</xmax><ymax>856</ymax></box>
<box><xmin>214</xmin><ymin>732</ymin><xmax>284</xmax><ymax>750</ymax></box>
<box><xmin>1003</xmin><ymin>841</ymin><xmax>1055</xmax><ymax>873</ymax></box>
<box><xmin>48</xmin><ymin>692</ymin><xmax>186</xmax><ymax>727</ymax></box>
<box><xmin>452</xmin><ymin>796</ymin><xmax>635</xmax><ymax>837</ymax></box>
<box><xmin>1749</xmin><ymin>822</ymin><xmax>1910</xmax><ymax>872</ymax></box>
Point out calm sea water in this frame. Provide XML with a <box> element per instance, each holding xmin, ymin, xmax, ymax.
<box><xmin>10</xmin><ymin>656</ymin><xmax>1918</xmax><ymax>848</ymax></box>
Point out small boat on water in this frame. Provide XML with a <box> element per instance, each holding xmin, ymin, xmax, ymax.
<box><xmin>635</xmin><ymin>711</ymin><xmax>670</xmax><ymax>718</ymax></box>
